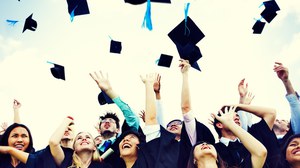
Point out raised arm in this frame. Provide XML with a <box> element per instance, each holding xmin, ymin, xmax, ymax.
<box><xmin>213</xmin><ymin>106</ymin><xmax>267</xmax><ymax>168</ymax></box>
<box><xmin>0</xmin><ymin>146</ymin><xmax>29</xmax><ymax>163</ymax></box>
<box><xmin>180</xmin><ymin>59</ymin><xmax>191</xmax><ymax>114</ymax></box>
<box><xmin>274</xmin><ymin>62</ymin><xmax>300</xmax><ymax>134</ymax></box>
<box><xmin>90</xmin><ymin>71</ymin><xmax>139</xmax><ymax>131</ymax></box>
<box><xmin>13</xmin><ymin>99</ymin><xmax>21</xmax><ymax>124</ymax></box>
<box><xmin>49</xmin><ymin>116</ymin><xmax>74</xmax><ymax>166</ymax></box>
<box><xmin>154</xmin><ymin>74</ymin><xmax>164</xmax><ymax>126</ymax></box>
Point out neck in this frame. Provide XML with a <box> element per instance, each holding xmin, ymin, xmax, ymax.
<box><xmin>102</xmin><ymin>131</ymin><xmax>116</xmax><ymax>140</ymax></box>
<box><xmin>77</xmin><ymin>151</ymin><xmax>93</xmax><ymax>168</ymax></box>
<box><xmin>222</xmin><ymin>130</ymin><xmax>237</xmax><ymax>140</ymax></box>
<box><xmin>11</xmin><ymin>156</ymin><xmax>20</xmax><ymax>167</ymax></box>
<box><xmin>175</xmin><ymin>135</ymin><xmax>180</xmax><ymax>141</ymax></box>
<box><xmin>196</xmin><ymin>157</ymin><xmax>218</xmax><ymax>168</ymax></box>
<box><xmin>291</xmin><ymin>162</ymin><xmax>300</xmax><ymax>168</ymax></box>
<box><xmin>123</xmin><ymin>155</ymin><xmax>137</xmax><ymax>168</ymax></box>
<box><xmin>60</xmin><ymin>139</ymin><xmax>73</xmax><ymax>148</ymax></box>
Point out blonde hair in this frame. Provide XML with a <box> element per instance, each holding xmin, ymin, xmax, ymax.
<box><xmin>67</xmin><ymin>132</ymin><xmax>100</xmax><ymax>168</ymax></box>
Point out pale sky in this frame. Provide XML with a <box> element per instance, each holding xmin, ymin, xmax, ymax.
<box><xmin>1</xmin><ymin>0</ymin><xmax>300</xmax><ymax>150</ymax></box>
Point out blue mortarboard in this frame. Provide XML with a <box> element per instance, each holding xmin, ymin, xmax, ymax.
<box><xmin>157</xmin><ymin>54</ymin><xmax>173</xmax><ymax>68</ymax></box>
<box><xmin>110</xmin><ymin>40</ymin><xmax>122</xmax><ymax>54</ymax></box>
<box><xmin>50</xmin><ymin>63</ymin><xmax>65</xmax><ymax>80</ymax></box>
<box><xmin>67</xmin><ymin>0</ymin><xmax>90</xmax><ymax>21</ymax></box>
<box><xmin>124</xmin><ymin>0</ymin><xmax>170</xmax><ymax>5</ymax></box>
<box><xmin>252</xmin><ymin>20</ymin><xmax>266</xmax><ymax>34</ymax></box>
<box><xmin>98</xmin><ymin>92</ymin><xmax>114</xmax><ymax>105</ymax></box>
<box><xmin>260</xmin><ymin>0</ymin><xmax>280</xmax><ymax>23</ymax></box>
<box><xmin>22</xmin><ymin>14</ymin><xmax>37</xmax><ymax>33</ymax></box>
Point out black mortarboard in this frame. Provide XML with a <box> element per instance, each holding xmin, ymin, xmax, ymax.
<box><xmin>67</xmin><ymin>0</ymin><xmax>90</xmax><ymax>16</ymax></box>
<box><xmin>98</xmin><ymin>91</ymin><xmax>114</xmax><ymax>105</ymax></box>
<box><xmin>252</xmin><ymin>20</ymin><xmax>266</xmax><ymax>34</ymax></box>
<box><xmin>22</xmin><ymin>13</ymin><xmax>37</xmax><ymax>33</ymax></box>
<box><xmin>157</xmin><ymin>54</ymin><xmax>173</xmax><ymax>68</ymax></box>
<box><xmin>176</xmin><ymin>42</ymin><xmax>202</xmax><ymax>71</ymax></box>
<box><xmin>168</xmin><ymin>16</ymin><xmax>205</xmax><ymax>46</ymax></box>
<box><xmin>260</xmin><ymin>0</ymin><xmax>280</xmax><ymax>23</ymax></box>
<box><xmin>110</xmin><ymin>40</ymin><xmax>122</xmax><ymax>54</ymax></box>
<box><xmin>50</xmin><ymin>63</ymin><xmax>65</xmax><ymax>80</ymax></box>
<box><xmin>124</xmin><ymin>0</ymin><xmax>171</xmax><ymax>5</ymax></box>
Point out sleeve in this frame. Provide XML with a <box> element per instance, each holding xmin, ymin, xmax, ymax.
<box><xmin>286</xmin><ymin>94</ymin><xmax>300</xmax><ymax>134</ymax></box>
<box><xmin>183</xmin><ymin>110</ymin><xmax>196</xmax><ymax>146</ymax></box>
<box><xmin>156</xmin><ymin>100</ymin><xmax>164</xmax><ymax>127</ymax></box>
<box><xmin>142</xmin><ymin>124</ymin><xmax>161</xmax><ymax>142</ymax></box>
<box><xmin>113</xmin><ymin>97</ymin><xmax>140</xmax><ymax>131</ymax></box>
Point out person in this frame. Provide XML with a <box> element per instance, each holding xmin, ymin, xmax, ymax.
<box><xmin>49</xmin><ymin>116</ymin><xmax>112</xmax><ymax>168</ymax></box>
<box><xmin>177</xmin><ymin>59</ymin><xmax>215</xmax><ymax>168</ymax></box>
<box><xmin>237</xmin><ymin>78</ymin><xmax>254</xmax><ymax>131</ymax></box>
<box><xmin>187</xmin><ymin>106</ymin><xmax>268</xmax><ymax>168</ymax></box>
<box><xmin>89</xmin><ymin>70</ymin><xmax>140</xmax><ymax>167</ymax></box>
<box><xmin>117</xmin><ymin>72</ymin><xmax>179</xmax><ymax>168</ymax></box>
<box><xmin>213</xmin><ymin>104</ymin><xmax>279</xmax><ymax>168</ymax></box>
<box><xmin>278</xmin><ymin>133</ymin><xmax>300</xmax><ymax>168</ymax></box>
<box><xmin>273</xmin><ymin>62</ymin><xmax>300</xmax><ymax>145</ymax></box>
<box><xmin>94</xmin><ymin>134</ymin><xmax>103</xmax><ymax>147</ymax></box>
<box><xmin>0</xmin><ymin>123</ymin><xmax>35</xmax><ymax>168</ymax></box>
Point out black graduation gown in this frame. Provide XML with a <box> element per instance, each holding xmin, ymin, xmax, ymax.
<box><xmin>129</xmin><ymin>126</ymin><xmax>179</xmax><ymax>168</ymax></box>
<box><xmin>178</xmin><ymin>119</ymin><xmax>215</xmax><ymax>168</ymax></box>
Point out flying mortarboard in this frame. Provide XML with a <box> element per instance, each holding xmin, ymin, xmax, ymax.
<box><xmin>252</xmin><ymin>20</ymin><xmax>266</xmax><ymax>34</ymax></box>
<box><xmin>67</xmin><ymin>0</ymin><xmax>90</xmax><ymax>21</ymax></box>
<box><xmin>260</xmin><ymin>0</ymin><xmax>280</xmax><ymax>23</ymax></box>
<box><xmin>157</xmin><ymin>54</ymin><xmax>173</xmax><ymax>68</ymax></box>
<box><xmin>49</xmin><ymin>63</ymin><xmax>65</xmax><ymax>80</ymax></box>
<box><xmin>110</xmin><ymin>40</ymin><xmax>122</xmax><ymax>54</ymax></box>
<box><xmin>168</xmin><ymin>16</ymin><xmax>205</xmax><ymax>46</ymax></box>
<box><xmin>22</xmin><ymin>13</ymin><xmax>37</xmax><ymax>33</ymax></box>
<box><xmin>124</xmin><ymin>0</ymin><xmax>171</xmax><ymax>5</ymax></box>
<box><xmin>176</xmin><ymin>42</ymin><xmax>202</xmax><ymax>71</ymax></box>
<box><xmin>98</xmin><ymin>92</ymin><xmax>114</xmax><ymax>105</ymax></box>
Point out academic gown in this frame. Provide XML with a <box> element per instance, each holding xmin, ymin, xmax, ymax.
<box><xmin>177</xmin><ymin>119</ymin><xmax>215</xmax><ymax>168</ymax></box>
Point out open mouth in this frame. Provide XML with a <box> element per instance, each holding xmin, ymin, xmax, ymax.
<box><xmin>14</xmin><ymin>144</ymin><xmax>24</xmax><ymax>150</ymax></box>
<box><xmin>122</xmin><ymin>143</ymin><xmax>132</xmax><ymax>149</ymax></box>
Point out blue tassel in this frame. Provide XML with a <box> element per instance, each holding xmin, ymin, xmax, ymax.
<box><xmin>70</xmin><ymin>5</ymin><xmax>78</xmax><ymax>22</ymax></box>
<box><xmin>142</xmin><ymin>0</ymin><xmax>152</xmax><ymax>31</ymax></box>
<box><xmin>184</xmin><ymin>3</ymin><xmax>190</xmax><ymax>36</ymax></box>
<box><xmin>6</xmin><ymin>20</ymin><xmax>19</xmax><ymax>26</ymax></box>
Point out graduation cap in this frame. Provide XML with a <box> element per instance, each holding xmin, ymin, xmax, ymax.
<box><xmin>252</xmin><ymin>20</ymin><xmax>266</xmax><ymax>34</ymax></box>
<box><xmin>110</xmin><ymin>40</ymin><xmax>122</xmax><ymax>54</ymax></box>
<box><xmin>67</xmin><ymin>0</ymin><xmax>90</xmax><ymax>21</ymax></box>
<box><xmin>176</xmin><ymin>42</ymin><xmax>202</xmax><ymax>71</ymax></box>
<box><xmin>124</xmin><ymin>0</ymin><xmax>171</xmax><ymax>5</ymax></box>
<box><xmin>22</xmin><ymin>13</ymin><xmax>37</xmax><ymax>33</ymax></box>
<box><xmin>260</xmin><ymin>0</ymin><xmax>280</xmax><ymax>23</ymax></box>
<box><xmin>98</xmin><ymin>91</ymin><xmax>114</xmax><ymax>105</ymax></box>
<box><xmin>49</xmin><ymin>63</ymin><xmax>65</xmax><ymax>80</ymax></box>
<box><xmin>168</xmin><ymin>16</ymin><xmax>205</xmax><ymax>46</ymax></box>
<box><xmin>157</xmin><ymin>54</ymin><xmax>173</xmax><ymax>68</ymax></box>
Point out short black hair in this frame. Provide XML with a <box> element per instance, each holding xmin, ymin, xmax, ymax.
<box><xmin>99</xmin><ymin>112</ymin><xmax>120</xmax><ymax>128</ymax></box>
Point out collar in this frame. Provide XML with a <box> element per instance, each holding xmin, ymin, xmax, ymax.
<box><xmin>98</xmin><ymin>136</ymin><xmax>117</xmax><ymax>152</ymax></box>
<box><xmin>219</xmin><ymin>137</ymin><xmax>240</xmax><ymax>147</ymax></box>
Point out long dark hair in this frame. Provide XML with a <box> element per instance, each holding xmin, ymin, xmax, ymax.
<box><xmin>0</xmin><ymin>123</ymin><xmax>35</xmax><ymax>162</ymax></box>
<box><xmin>279</xmin><ymin>134</ymin><xmax>300</xmax><ymax>168</ymax></box>
<box><xmin>186</xmin><ymin>141</ymin><xmax>226</xmax><ymax>168</ymax></box>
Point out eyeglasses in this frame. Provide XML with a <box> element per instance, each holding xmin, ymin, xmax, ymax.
<box><xmin>167</xmin><ymin>120</ymin><xmax>182</xmax><ymax>127</ymax></box>
<box><xmin>101</xmin><ymin>118</ymin><xmax>116</xmax><ymax>124</ymax></box>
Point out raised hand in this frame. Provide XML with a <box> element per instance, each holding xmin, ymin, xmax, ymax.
<box><xmin>89</xmin><ymin>71</ymin><xmax>112</xmax><ymax>92</ymax></box>
<box><xmin>273</xmin><ymin>62</ymin><xmax>289</xmax><ymax>82</ymax></box>
<box><xmin>179</xmin><ymin>59</ymin><xmax>191</xmax><ymax>73</ymax></box>
<box><xmin>153</xmin><ymin>74</ymin><xmax>161</xmax><ymax>93</ymax></box>
<box><xmin>212</xmin><ymin>106</ymin><xmax>238</xmax><ymax>126</ymax></box>
<box><xmin>13</xmin><ymin>99</ymin><xmax>21</xmax><ymax>110</ymax></box>
<box><xmin>139</xmin><ymin>110</ymin><xmax>146</xmax><ymax>123</ymax></box>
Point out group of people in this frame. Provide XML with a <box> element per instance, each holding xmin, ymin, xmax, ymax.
<box><xmin>0</xmin><ymin>60</ymin><xmax>300</xmax><ymax>168</ymax></box>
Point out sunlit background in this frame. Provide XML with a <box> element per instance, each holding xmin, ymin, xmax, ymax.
<box><xmin>1</xmin><ymin>0</ymin><xmax>300</xmax><ymax>150</ymax></box>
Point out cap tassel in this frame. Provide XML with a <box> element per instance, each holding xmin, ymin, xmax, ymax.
<box><xmin>142</xmin><ymin>0</ymin><xmax>152</xmax><ymax>31</ymax></box>
<box><xmin>184</xmin><ymin>2</ymin><xmax>190</xmax><ymax>36</ymax></box>
<box><xmin>6</xmin><ymin>20</ymin><xmax>19</xmax><ymax>26</ymax></box>
<box><xmin>70</xmin><ymin>5</ymin><xmax>78</xmax><ymax>22</ymax></box>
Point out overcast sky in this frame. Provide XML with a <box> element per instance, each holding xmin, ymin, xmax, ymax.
<box><xmin>1</xmin><ymin>0</ymin><xmax>300</xmax><ymax>150</ymax></box>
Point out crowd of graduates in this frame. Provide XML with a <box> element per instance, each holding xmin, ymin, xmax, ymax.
<box><xmin>0</xmin><ymin>60</ymin><xmax>300</xmax><ymax>168</ymax></box>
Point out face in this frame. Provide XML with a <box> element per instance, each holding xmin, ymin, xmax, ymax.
<box><xmin>274</xmin><ymin>119</ymin><xmax>289</xmax><ymax>132</ymax></box>
<box><xmin>166</xmin><ymin>120</ymin><xmax>182</xmax><ymax>136</ymax></box>
<box><xmin>100</xmin><ymin>118</ymin><xmax>119</xmax><ymax>134</ymax></box>
<box><xmin>73</xmin><ymin>132</ymin><xmax>96</xmax><ymax>153</ymax></box>
<box><xmin>119</xmin><ymin>134</ymin><xmax>140</xmax><ymax>158</ymax></box>
<box><xmin>62</xmin><ymin>124</ymin><xmax>75</xmax><ymax>140</ymax></box>
<box><xmin>94</xmin><ymin>135</ymin><xmax>103</xmax><ymax>146</ymax></box>
<box><xmin>193</xmin><ymin>142</ymin><xmax>217</xmax><ymax>162</ymax></box>
<box><xmin>8</xmin><ymin>126</ymin><xmax>30</xmax><ymax>151</ymax></box>
<box><xmin>286</xmin><ymin>137</ymin><xmax>300</xmax><ymax>165</ymax></box>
